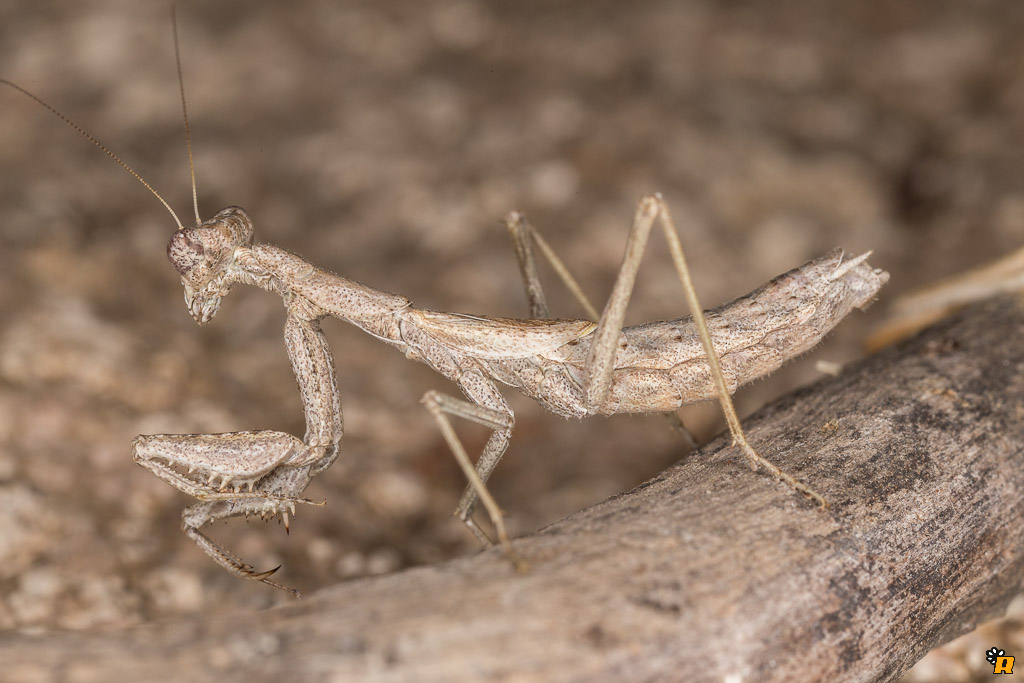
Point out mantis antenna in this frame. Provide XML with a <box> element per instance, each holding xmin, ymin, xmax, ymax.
<box><xmin>0</xmin><ymin>9</ymin><xmax>206</xmax><ymax>231</ymax></box>
<box><xmin>172</xmin><ymin>4</ymin><xmax>202</xmax><ymax>227</ymax></box>
<box><xmin>0</xmin><ymin>78</ymin><xmax>185</xmax><ymax>231</ymax></box>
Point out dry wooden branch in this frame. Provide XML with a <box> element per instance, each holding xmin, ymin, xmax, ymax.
<box><xmin>6</xmin><ymin>297</ymin><xmax>1024</xmax><ymax>683</ymax></box>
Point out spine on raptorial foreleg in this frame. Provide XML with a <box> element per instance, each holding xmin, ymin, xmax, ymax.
<box><xmin>598</xmin><ymin>250</ymin><xmax>889</xmax><ymax>414</ymax></box>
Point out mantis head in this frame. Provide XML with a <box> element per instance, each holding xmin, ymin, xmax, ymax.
<box><xmin>167</xmin><ymin>206</ymin><xmax>254</xmax><ymax>324</ymax></box>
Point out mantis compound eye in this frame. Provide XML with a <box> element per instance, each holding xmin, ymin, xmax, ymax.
<box><xmin>167</xmin><ymin>228</ymin><xmax>205</xmax><ymax>277</ymax></box>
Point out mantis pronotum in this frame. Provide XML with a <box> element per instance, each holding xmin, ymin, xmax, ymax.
<box><xmin>2</xmin><ymin>16</ymin><xmax>888</xmax><ymax>597</ymax></box>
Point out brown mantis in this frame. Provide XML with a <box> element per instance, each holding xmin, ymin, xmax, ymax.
<box><xmin>3</xmin><ymin>18</ymin><xmax>889</xmax><ymax>597</ymax></box>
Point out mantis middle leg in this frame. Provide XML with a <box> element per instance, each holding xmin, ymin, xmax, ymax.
<box><xmin>422</xmin><ymin>213</ymin><xmax>598</xmax><ymax>549</ymax></box>
<box><xmin>420</xmin><ymin>369</ymin><xmax>527</xmax><ymax>569</ymax></box>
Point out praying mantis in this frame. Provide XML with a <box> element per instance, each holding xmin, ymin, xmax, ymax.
<box><xmin>2</xmin><ymin>17</ymin><xmax>888</xmax><ymax>598</ymax></box>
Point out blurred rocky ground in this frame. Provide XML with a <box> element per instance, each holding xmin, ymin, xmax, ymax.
<box><xmin>1</xmin><ymin>1</ymin><xmax>1022</xmax><ymax>678</ymax></box>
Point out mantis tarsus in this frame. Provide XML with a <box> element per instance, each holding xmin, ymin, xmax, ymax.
<box><xmin>2</xmin><ymin>20</ymin><xmax>889</xmax><ymax>597</ymax></box>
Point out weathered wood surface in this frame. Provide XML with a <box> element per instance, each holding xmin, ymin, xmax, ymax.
<box><xmin>4</xmin><ymin>297</ymin><xmax>1024</xmax><ymax>683</ymax></box>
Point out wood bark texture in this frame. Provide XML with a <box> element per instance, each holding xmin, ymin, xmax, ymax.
<box><xmin>5</xmin><ymin>297</ymin><xmax>1024</xmax><ymax>683</ymax></box>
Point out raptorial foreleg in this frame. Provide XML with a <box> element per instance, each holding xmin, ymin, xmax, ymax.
<box><xmin>131</xmin><ymin>311</ymin><xmax>344</xmax><ymax>594</ymax></box>
<box><xmin>281</xmin><ymin>313</ymin><xmax>344</xmax><ymax>474</ymax></box>
<box><xmin>132</xmin><ymin>430</ymin><xmax>317</xmax><ymax>595</ymax></box>
<box><xmin>184</xmin><ymin>516</ymin><xmax>300</xmax><ymax>597</ymax></box>
<box><xmin>178</xmin><ymin>461</ymin><xmax>325</xmax><ymax>597</ymax></box>
<box><xmin>132</xmin><ymin>431</ymin><xmax>311</xmax><ymax>502</ymax></box>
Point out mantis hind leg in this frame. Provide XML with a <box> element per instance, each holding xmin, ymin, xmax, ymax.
<box><xmin>583</xmin><ymin>194</ymin><xmax>827</xmax><ymax>506</ymax></box>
